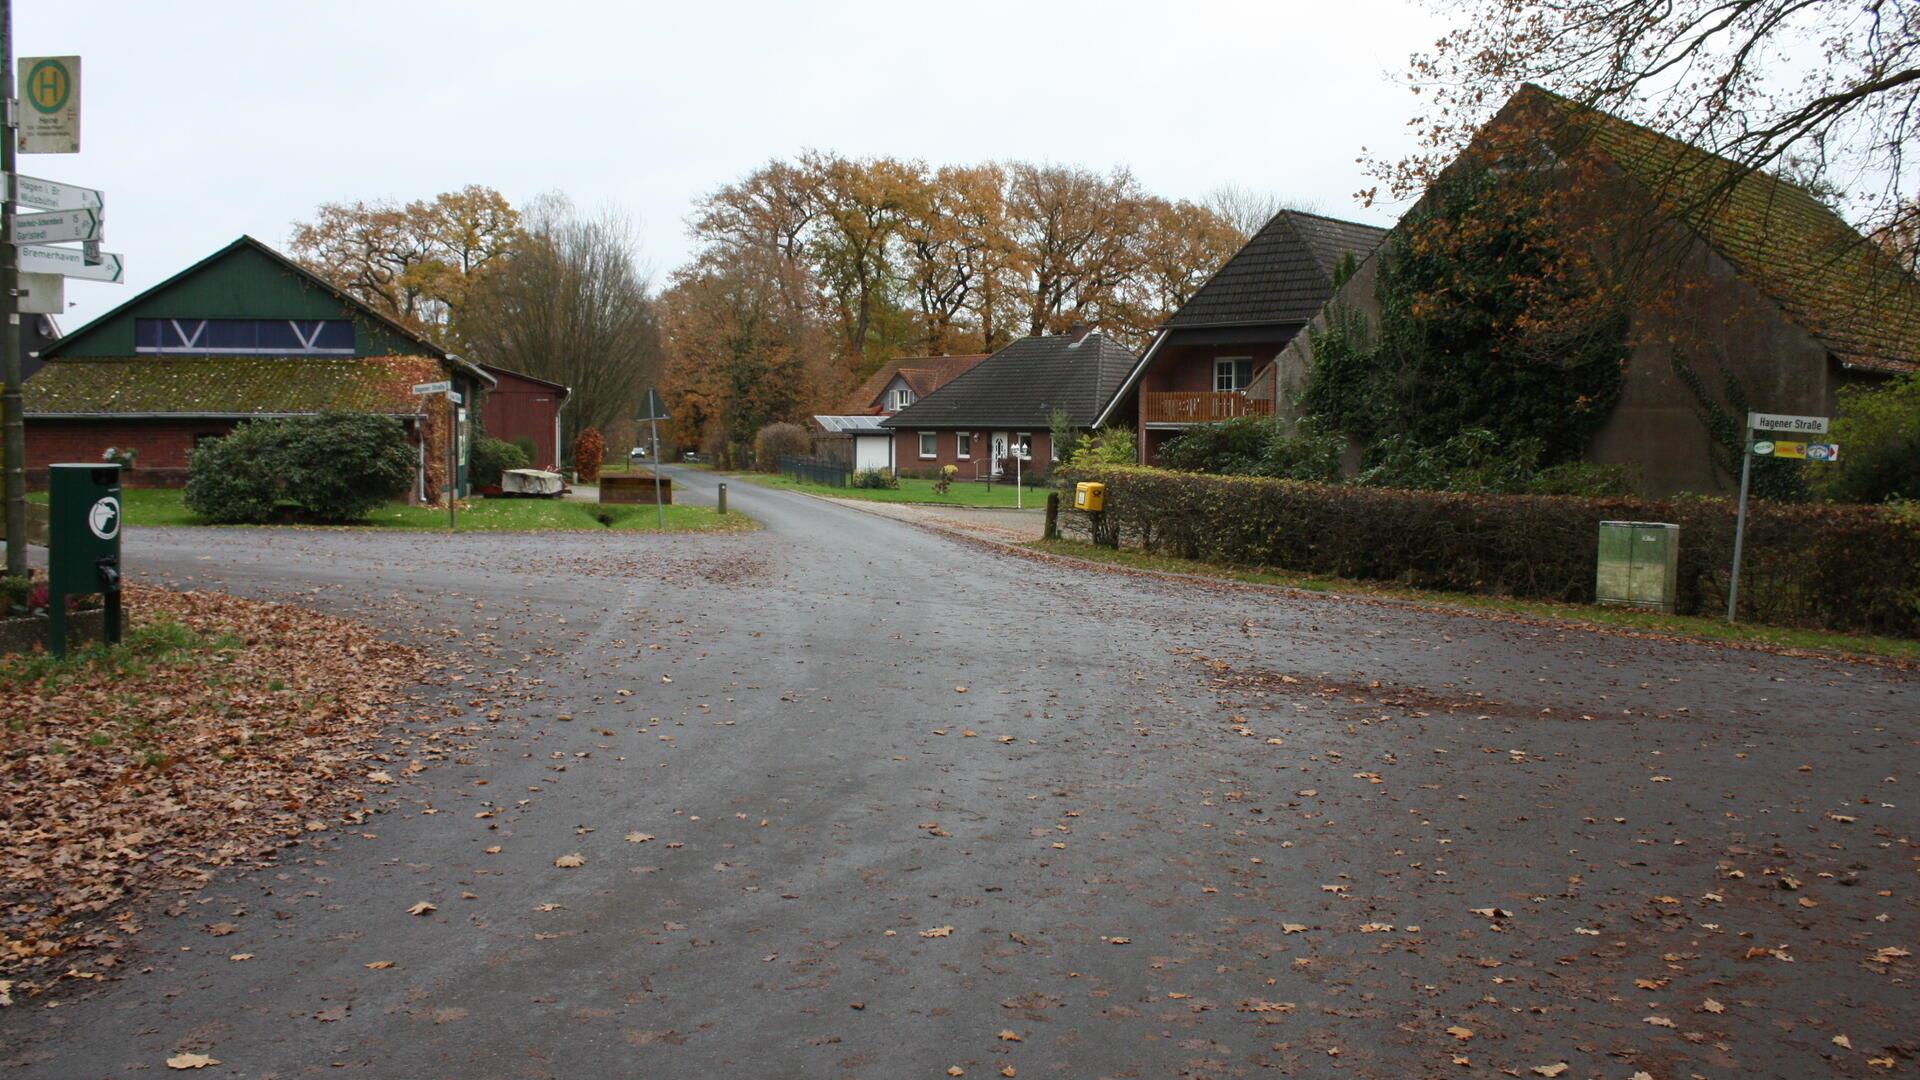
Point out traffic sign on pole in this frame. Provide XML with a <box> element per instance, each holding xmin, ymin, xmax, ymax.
<box><xmin>17</xmin><ymin>242</ymin><xmax>120</xmax><ymax>281</ymax></box>
<box><xmin>10</xmin><ymin>207</ymin><xmax>100</xmax><ymax>244</ymax></box>
<box><xmin>17</xmin><ymin>56</ymin><xmax>79</xmax><ymax>153</ymax></box>
<box><xmin>9</xmin><ymin>172</ymin><xmax>103</xmax><ymax>210</ymax></box>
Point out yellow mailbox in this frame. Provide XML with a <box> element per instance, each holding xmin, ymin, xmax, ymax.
<box><xmin>1073</xmin><ymin>481</ymin><xmax>1106</xmax><ymax>512</ymax></box>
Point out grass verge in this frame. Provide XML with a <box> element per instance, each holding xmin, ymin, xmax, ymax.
<box><xmin>1029</xmin><ymin>538</ymin><xmax>1920</xmax><ymax>663</ymax></box>
<box><xmin>729</xmin><ymin>471</ymin><xmax>1047</xmax><ymax>509</ymax></box>
<box><xmin>0</xmin><ymin>618</ymin><xmax>240</xmax><ymax>691</ymax></box>
<box><xmin>31</xmin><ymin>487</ymin><xmax>754</xmax><ymax>533</ymax></box>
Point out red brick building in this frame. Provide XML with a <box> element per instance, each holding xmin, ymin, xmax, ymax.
<box><xmin>881</xmin><ymin>327</ymin><xmax>1135</xmax><ymax>480</ymax></box>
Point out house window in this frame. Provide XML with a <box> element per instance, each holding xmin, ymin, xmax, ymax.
<box><xmin>919</xmin><ymin>431</ymin><xmax>937</xmax><ymax>458</ymax></box>
<box><xmin>1015</xmin><ymin>432</ymin><xmax>1032</xmax><ymax>459</ymax></box>
<box><xmin>1214</xmin><ymin>357</ymin><xmax>1253</xmax><ymax>392</ymax></box>
<box><xmin>956</xmin><ymin>432</ymin><xmax>972</xmax><ymax>458</ymax></box>
<box><xmin>887</xmin><ymin>387</ymin><xmax>917</xmax><ymax>411</ymax></box>
<box><xmin>135</xmin><ymin>318</ymin><xmax>356</xmax><ymax>356</ymax></box>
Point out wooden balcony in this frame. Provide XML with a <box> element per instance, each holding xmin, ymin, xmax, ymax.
<box><xmin>1141</xmin><ymin>391</ymin><xmax>1274</xmax><ymax>425</ymax></box>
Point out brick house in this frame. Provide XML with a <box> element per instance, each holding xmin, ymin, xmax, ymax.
<box><xmin>880</xmin><ymin>327</ymin><xmax>1136</xmax><ymax>479</ymax></box>
<box><xmin>23</xmin><ymin>236</ymin><xmax>494</xmax><ymax>497</ymax></box>
<box><xmin>1271</xmin><ymin>86</ymin><xmax>1920</xmax><ymax>496</ymax></box>
<box><xmin>812</xmin><ymin>353</ymin><xmax>989</xmax><ymax>471</ymax></box>
<box><xmin>1093</xmin><ymin>211</ymin><xmax>1388</xmax><ymax>464</ymax></box>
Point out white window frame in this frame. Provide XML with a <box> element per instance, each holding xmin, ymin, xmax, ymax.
<box><xmin>956</xmin><ymin>431</ymin><xmax>972</xmax><ymax>459</ymax></box>
<box><xmin>918</xmin><ymin>431</ymin><xmax>938</xmax><ymax>459</ymax></box>
<box><xmin>1214</xmin><ymin>356</ymin><xmax>1254</xmax><ymax>393</ymax></box>
<box><xmin>888</xmin><ymin>387</ymin><xmax>916</xmax><ymax>411</ymax></box>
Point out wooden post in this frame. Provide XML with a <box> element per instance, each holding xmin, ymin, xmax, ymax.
<box><xmin>717</xmin><ymin>483</ymin><xmax>728</xmax><ymax>516</ymax></box>
<box><xmin>1044</xmin><ymin>491</ymin><xmax>1059</xmax><ymax>540</ymax></box>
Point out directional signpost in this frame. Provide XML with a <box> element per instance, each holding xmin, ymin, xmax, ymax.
<box><xmin>4</xmin><ymin>16</ymin><xmax>116</xmax><ymax>579</ymax></box>
<box><xmin>637</xmin><ymin>388</ymin><xmax>672</xmax><ymax>529</ymax></box>
<box><xmin>413</xmin><ymin>382</ymin><xmax>461</xmax><ymax>528</ymax></box>
<box><xmin>1727</xmin><ymin>411</ymin><xmax>1839</xmax><ymax>623</ymax></box>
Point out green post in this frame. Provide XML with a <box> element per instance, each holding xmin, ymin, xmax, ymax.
<box><xmin>46</xmin><ymin>463</ymin><xmax>122</xmax><ymax>656</ymax></box>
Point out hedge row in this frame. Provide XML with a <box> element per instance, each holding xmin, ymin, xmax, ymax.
<box><xmin>1059</xmin><ymin>465</ymin><xmax>1920</xmax><ymax>637</ymax></box>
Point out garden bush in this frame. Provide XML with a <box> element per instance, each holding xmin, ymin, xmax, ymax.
<box><xmin>1813</xmin><ymin>372</ymin><xmax>1920</xmax><ymax>505</ymax></box>
<box><xmin>185</xmin><ymin>413</ymin><xmax>414</xmax><ymax>524</ymax></box>
<box><xmin>753</xmin><ymin>422</ymin><xmax>811</xmax><ymax>472</ymax></box>
<box><xmin>510</xmin><ymin>435</ymin><xmax>538</xmax><ymax>465</ymax></box>
<box><xmin>471</xmin><ymin>436</ymin><xmax>530</xmax><ymax>487</ymax></box>
<box><xmin>851</xmin><ymin>468</ymin><xmax>899</xmax><ymax>490</ymax></box>
<box><xmin>1060</xmin><ymin>463</ymin><xmax>1920</xmax><ymax>637</ymax></box>
<box><xmin>572</xmin><ymin>427</ymin><xmax>607</xmax><ymax>483</ymax></box>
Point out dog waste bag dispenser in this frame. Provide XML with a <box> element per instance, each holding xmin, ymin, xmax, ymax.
<box><xmin>47</xmin><ymin>463</ymin><xmax>124</xmax><ymax>656</ymax></box>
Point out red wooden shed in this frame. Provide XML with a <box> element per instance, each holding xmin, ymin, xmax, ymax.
<box><xmin>478</xmin><ymin>364</ymin><xmax>571</xmax><ymax>471</ymax></box>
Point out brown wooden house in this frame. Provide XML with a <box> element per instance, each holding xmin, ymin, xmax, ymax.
<box><xmin>477</xmin><ymin>364</ymin><xmax>570</xmax><ymax>471</ymax></box>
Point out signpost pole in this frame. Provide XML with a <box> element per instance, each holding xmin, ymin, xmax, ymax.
<box><xmin>1726</xmin><ymin>414</ymin><xmax>1755</xmax><ymax>623</ymax></box>
<box><xmin>2</xmin><ymin>0</ymin><xmax>25</xmax><ymax>580</ymax></box>
<box><xmin>447</xmin><ymin>398</ymin><xmax>456</xmax><ymax>530</ymax></box>
<box><xmin>650</xmin><ymin>414</ymin><xmax>663</xmax><ymax>530</ymax></box>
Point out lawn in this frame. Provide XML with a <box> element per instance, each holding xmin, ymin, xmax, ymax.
<box><xmin>1029</xmin><ymin>538</ymin><xmax>1920</xmax><ymax>663</ymax></box>
<box><xmin>732</xmin><ymin>471</ymin><xmax>1049</xmax><ymax>509</ymax></box>
<box><xmin>30</xmin><ymin>487</ymin><xmax>753</xmax><ymax>533</ymax></box>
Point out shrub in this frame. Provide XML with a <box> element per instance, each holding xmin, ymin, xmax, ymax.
<box><xmin>510</xmin><ymin>435</ymin><xmax>538</xmax><ymax>465</ymax></box>
<box><xmin>573</xmin><ymin>427</ymin><xmax>606</xmax><ymax>483</ymax></box>
<box><xmin>186</xmin><ymin>414</ymin><xmax>414</xmax><ymax>524</ymax></box>
<box><xmin>753</xmin><ymin>423</ymin><xmax>811</xmax><ymax>472</ymax></box>
<box><xmin>471</xmin><ymin>436</ymin><xmax>530</xmax><ymax>487</ymax></box>
<box><xmin>1063</xmin><ymin>426</ymin><xmax>1138</xmax><ymax>469</ymax></box>
<box><xmin>1060</xmin><ymin>463</ymin><xmax>1920</xmax><ymax>637</ymax></box>
<box><xmin>1161</xmin><ymin>416</ymin><xmax>1343</xmax><ymax>482</ymax></box>
<box><xmin>932</xmin><ymin>464</ymin><xmax>958</xmax><ymax>495</ymax></box>
<box><xmin>851</xmin><ymin>468</ymin><xmax>899</xmax><ymax>490</ymax></box>
<box><xmin>1814</xmin><ymin>372</ymin><xmax>1920</xmax><ymax>504</ymax></box>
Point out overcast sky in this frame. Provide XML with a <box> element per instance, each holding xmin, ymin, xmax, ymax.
<box><xmin>23</xmin><ymin>0</ymin><xmax>1447</xmax><ymax>329</ymax></box>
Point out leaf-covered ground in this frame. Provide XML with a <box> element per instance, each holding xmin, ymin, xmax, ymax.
<box><xmin>0</xmin><ymin>585</ymin><xmax>440</xmax><ymax>991</ymax></box>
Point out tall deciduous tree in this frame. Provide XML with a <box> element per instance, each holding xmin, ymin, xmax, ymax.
<box><xmin>1380</xmin><ymin>0</ymin><xmax>1919</xmax><ymax>243</ymax></box>
<box><xmin>457</xmin><ymin>197</ymin><xmax>662</xmax><ymax>448</ymax></box>
<box><xmin>289</xmin><ymin>185</ymin><xmax>521</xmax><ymax>348</ymax></box>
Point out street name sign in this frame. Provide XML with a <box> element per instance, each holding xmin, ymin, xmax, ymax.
<box><xmin>1748</xmin><ymin>412</ymin><xmax>1828</xmax><ymax>435</ymax></box>
<box><xmin>411</xmin><ymin>381</ymin><xmax>453</xmax><ymax>395</ymax></box>
<box><xmin>446</xmin><ymin>390</ymin><xmax>463</xmax><ymax>405</ymax></box>
<box><xmin>11</xmin><ymin>208</ymin><xmax>101</xmax><ymax>245</ymax></box>
<box><xmin>9</xmin><ymin>173</ymin><xmax>103</xmax><ymax>211</ymax></box>
<box><xmin>17</xmin><ymin>56</ymin><xmax>80</xmax><ymax>153</ymax></box>
<box><xmin>18</xmin><ymin>243</ymin><xmax>121</xmax><ymax>282</ymax></box>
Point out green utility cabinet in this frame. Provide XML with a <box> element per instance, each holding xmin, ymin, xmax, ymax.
<box><xmin>1595</xmin><ymin>520</ymin><xmax>1679</xmax><ymax>613</ymax></box>
<box><xmin>46</xmin><ymin>463</ymin><xmax>125</xmax><ymax>655</ymax></box>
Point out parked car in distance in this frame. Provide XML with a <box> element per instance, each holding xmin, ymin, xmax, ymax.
<box><xmin>629</xmin><ymin>446</ymin><xmax>648</xmax><ymax>461</ymax></box>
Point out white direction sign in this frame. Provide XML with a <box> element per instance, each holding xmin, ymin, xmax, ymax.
<box><xmin>18</xmin><ymin>56</ymin><xmax>81</xmax><ymax>154</ymax></box>
<box><xmin>18</xmin><ymin>243</ymin><xmax>121</xmax><ymax>282</ymax></box>
<box><xmin>9</xmin><ymin>173</ymin><xmax>104</xmax><ymax>211</ymax></box>
<box><xmin>1748</xmin><ymin>411</ymin><xmax>1829</xmax><ymax>435</ymax></box>
<box><xmin>11</xmin><ymin>208</ymin><xmax>102</xmax><ymax>245</ymax></box>
<box><xmin>447</xmin><ymin>390</ymin><xmax>464</xmax><ymax>405</ymax></box>
<box><xmin>411</xmin><ymin>380</ymin><xmax>453</xmax><ymax>395</ymax></box>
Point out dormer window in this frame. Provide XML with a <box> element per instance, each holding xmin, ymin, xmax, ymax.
<box><xmin>886</xmin><ymin>387</ymin><xmax>916</xmax><ymax>411</ymax></box>
<box><xmin>135</xmin><ymin>318</ymin><xmax>356</xmax><ymax>355</ymax></box>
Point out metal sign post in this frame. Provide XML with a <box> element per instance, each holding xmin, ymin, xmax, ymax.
<box><xmin>1728</xmin><ymin>411</ymin><xmax>1833</xmax><ymax>623</ymax></box>
<box><xmin>638</xmin><ymin>387</ymin><xmax>672</xmax><ymax>530</ymax></box>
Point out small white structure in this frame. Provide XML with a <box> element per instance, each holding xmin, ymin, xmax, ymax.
<box><xmin>812</xmin><ymin>415</ymin><xmax>896</xmax><ymax>473</ymax></box>
<box><xmin>500</xmin><ymin>468</ymin><xmax>565</xmax><ymax>496</ymax></box>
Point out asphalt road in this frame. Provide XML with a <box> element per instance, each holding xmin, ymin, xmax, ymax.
<box><xmin>5</xmin><ymin>467</ymin><xmax>1915</xmax><ymax>1079</ymax></box>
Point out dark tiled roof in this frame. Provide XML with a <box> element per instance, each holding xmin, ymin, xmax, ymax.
<box><xmin>881</xmin><ymin>333</ymin><xmax>1137</xmax><ymax>429</ymax></box>
<box><xmin>844</xmin><ymin>354</ymin><xmax>990</xmax><ymax>413</ymax></box>
<box><xmin>1164</xmin><ymin>210</ymin><xmax>1389</xmax><ymax>329</ymax></box>
<box><xmin>25</xmin><ymin>356</ymin><xmax>449</xmax><ymax>416</ymax></box>
<box><xmin>1519</xmin><ymin>85</ymin><xmax>1920</xmax><ymax>374</ymax></box>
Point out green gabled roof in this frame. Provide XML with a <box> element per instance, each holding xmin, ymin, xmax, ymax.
<box><xmin>25</xmin><ymin>356</ymin><xmax>447</xmax><ymax>417</ymax></box>
<box><xmin>1521</xmin><ymin>85</ymin><xmax>1920</xmax><ymax>374</ymax></box>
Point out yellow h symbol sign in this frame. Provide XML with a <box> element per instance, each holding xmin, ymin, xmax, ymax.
<box><xmin>25</xmin><ymin>58</ymin><xmax>71</xmax><ymax>113</ymax></box>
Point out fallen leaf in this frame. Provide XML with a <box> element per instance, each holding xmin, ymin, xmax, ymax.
<box><xmin>408</xmin><ymin>902</ymin><xmax>436</xmax><ymax>916</ymax></box>
<box><xmin>554</xmin><ymin>853</ymin><xmax>586</xmax><ymax>868</ymax></box>
<box><xmin>1701</xmin><ymin>998</ymin><xmax>1725</xmax><ymax>1014</ymax></box>
<box><xmin>1103</xmin><ymin>936</ymin><xmax>1131</xmax><ymax>945</ymax></box>
<box><xmin>948</xmin><ymin>1068</ymin><xmax>965</xmax><ymax>1076</ymax></box>
<box><xmin>228</xmin><ymin>953</ymin><xmax>253</xmax><ymax>962</ymax></box>
<box><xmin>167</xmin><ymin>1053</ymin><xmax>221</xmax><ymax>1070</ymax></box>
<box><xmin>366</xmin><ymin>770</ymin><xmax>394</xmax><ymax>785</ymax></box>
<box><xmin>1531</xmin><ymin>1065</ymin><xmax>1568</xmax><ymax>1078</ymax></box>
<box><xmin>920</xmin><ymin>926</ymin><xmax>954</xmax><ymax>938</ymax></box>
<box><xmin>1834</xmin><ymin>1035</ymin><xmax>1854</xmax><ymax>1049</ymax></box>
<box><xmin>626</xmin><ymin>832</ymin><xmax>654</xmax><ymax>843</ymax></box>
<box><xmin>998</xmin><ymin>1030</ymin><xmax>1022</xmax><ymax>1042</ymax></box>
<box><xmin>1281</xmin><ymin>923</ymin><xmax>1309</xmax><ymax>934</ymax></box>
<box><xmin>1238</xmin><ymin>999</ymin><xmax>1296</xmax><ymax>1013</ymax></box>
<box><xmin>1445</xmin><ymin>1025</ymin><xmax>1474</xmax><ymax>1041</ymax></box>
<box><xmin>1644</xmin><ymin>1015</ymin><xmax>1676</xmax><ymax>1028</ymax></box>
<box><xmin>365</xmin><ymin>960</ymin><xmax>395</xmax><ymax>970</ymax></box>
